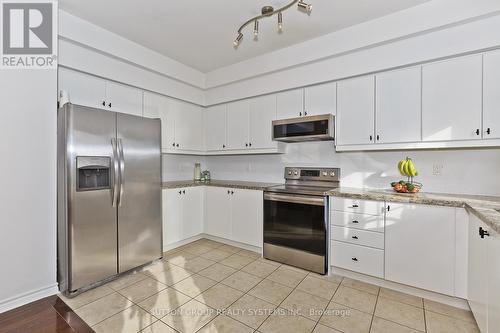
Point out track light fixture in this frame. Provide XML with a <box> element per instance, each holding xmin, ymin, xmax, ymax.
<box><xmin>233</xmin><ymin>0</ymin><xmax>313</xmax><ymax>47</ymax></box>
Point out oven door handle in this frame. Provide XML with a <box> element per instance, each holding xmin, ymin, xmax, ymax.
<box><xmin>264</xmin><ymin>192</ymin><xmax>325</xmax><ymax>206</ymax></box>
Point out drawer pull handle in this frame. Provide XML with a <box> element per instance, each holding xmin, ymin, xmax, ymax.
<box><xmin>351</xmin><ymin>220</ymin><xmax>359</xmax><ymax>224</ymax></box>
<box><xmin>352</xmin><ymin>235</ymin><xmax>358</xmax><ymax>239</ymax></box>
<box><xmin>350</xmin><ymin>204</ymin><xmax>359</xmax><ymax>208</ymax></box>
<box><xmin>352</xmin><ymin>257</ymin><xmax>358</xmax><ymax>262</ymax></box>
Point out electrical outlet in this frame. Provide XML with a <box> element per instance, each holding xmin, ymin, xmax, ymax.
<box><xmin>433</xmin><ymin>163</ymin><xmax>443</xmax><ymax>176</ymax></box>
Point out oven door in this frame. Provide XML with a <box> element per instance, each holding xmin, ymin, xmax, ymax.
<box><xmin>264</xmin><ymin>192</ymin><xmax>327</xmax><ymax>272</ymax></box>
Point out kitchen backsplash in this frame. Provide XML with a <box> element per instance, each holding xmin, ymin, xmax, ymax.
<box><xmin>163</xmin><ymin>142</ymin><xmax>500</xmax><ymax>196</ymax></box>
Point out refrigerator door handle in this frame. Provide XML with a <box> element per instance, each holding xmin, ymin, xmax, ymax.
<box><xmin>111</xmin><ymin>138</ymin><xmax>120</xmax><ymax>207</ymax></box>
<box><xmin>117</xmin><ymin>138</ymin><xmax>125</xmax><ymax>207</ymax></box>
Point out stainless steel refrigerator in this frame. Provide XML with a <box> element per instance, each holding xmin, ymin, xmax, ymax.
<box><xmin>57</xmin><ymin>103</ymin><xmax>162</xmax><ymax>297</ymax></box>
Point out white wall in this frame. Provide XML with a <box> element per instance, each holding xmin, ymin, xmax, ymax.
<box><xmin>0</xmin><ymin>70</ymin><xmax>58</xmax><ymax>312</ymax></box>
<box><xmin>205</xmin><ymin>142</ymin><xmax>500</xmax><ymax>196</ymax></box>
<box><xmin>162</xmin><ymin>155</ymin><xmax>206</xmax><ymax>181</ymax></box>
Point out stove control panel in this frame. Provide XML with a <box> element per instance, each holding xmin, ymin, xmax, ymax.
<box><xmin>284</xmin><ymin>167</ymin><xmax>340</xmax><ymax>182</ymax></box>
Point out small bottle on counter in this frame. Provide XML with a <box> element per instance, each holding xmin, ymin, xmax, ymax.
<box><xmin>194</xmin><ymin>163</ymin><xmax>201</xmax><ymax>181</ymax></box>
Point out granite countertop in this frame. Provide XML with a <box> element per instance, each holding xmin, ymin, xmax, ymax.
<box><xmin>328</xmin><ymin>187</ymin><xmax>500</xmax><ymax>234</ymax></box>
<box><xmin>162</xmin><ymin>179</ymin><xmax>279</xmax><ymax>191</ymax></box>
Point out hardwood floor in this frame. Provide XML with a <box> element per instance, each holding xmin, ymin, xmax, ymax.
<box><xmin>0</xmin><ymin>295</ymin><xmax>94</xmax><ymax>333</ymax></box>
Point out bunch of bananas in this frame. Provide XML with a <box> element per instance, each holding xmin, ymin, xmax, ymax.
<box><xmin>398</xmin><ymin>157</ymin><xmax>418</xmax><ymax>177</ymax></box>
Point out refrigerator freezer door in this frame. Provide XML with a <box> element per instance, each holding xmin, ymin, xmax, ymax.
<box><xmin>117</xmin><ymin>113</ymin><xmax>162</xmax><ymax>272</ymax></box>
<box><xmin>65</xmin><ymin>105</ymin><xmax>118</xmax><ymax>291</ymax></box>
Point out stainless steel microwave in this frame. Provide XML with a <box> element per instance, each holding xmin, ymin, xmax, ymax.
<box><xmin>272</xmin><ymin>114</ymin><xmax>335</xmax><ymax>142</ymax></box>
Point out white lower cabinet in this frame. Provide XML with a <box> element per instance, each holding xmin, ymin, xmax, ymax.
<box><xmin>468</xmin><ymin>214</ymin><xmax>489</xmax><ymax>333</ymax></box>
<box><xmin>204</xmin><ymin>187</ymin><xmax>232</xmax><ymax>240</ymax></box>
<box><xmin>204</xmin><ymin>187</ymin><xmax>263</xmax><ymax>247</ymax></box>
<box><xmin>231</xmin><ymin>189</ymin><xmax>263</xmax><ymax>247</ymax></box>
<box><xmin>331</xmin><ymin>241</ymin><xmax>384</xmax><ymax>278</ymax></box>
<box><xmin>162</xmin><ymin>187</ymin><xmax>203</xmax><ymax>249</ymax></box>
<box><xmin>487</xmin><ymin>227</ymin><xmax>500</xmax><ymax>332</ymax></box>
<box><xmin>385</xmin><ymin>203</ymin><xmax>456</xmax><ymax>296</ymax></box>
<box><xmin>468</xmin><ymin>213</ymin><xmax>500</xmax><ymax>333</ymax></box>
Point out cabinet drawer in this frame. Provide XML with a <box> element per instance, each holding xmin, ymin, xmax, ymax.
<box><xmin>331</xmin><ymin>241</ymin><xmax>384</xmax><ymax>278</ymax></box>
<box><xmin>331</xmin><ymin>197</ymin><xmax>384</xmax><ymax>215</ymax></box>
<box><xmin>331</xmin><ymin>211</ymin><xmax>384</xmax><ymax>233</ymax></box>
<box><xmin>331</xmin><ymin>226</ymin><xmax>384</xmax><ymax>249</ymax></box>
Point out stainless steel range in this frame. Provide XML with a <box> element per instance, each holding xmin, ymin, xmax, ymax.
<box><xmin>264</xmin><ymin>167</ymin><xmax>340</xmax><ymax>274</ymax></box>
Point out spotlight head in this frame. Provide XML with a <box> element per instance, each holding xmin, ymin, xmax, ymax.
<box><xmin>298</xmin><ymin>1</ymin><xmax>312</xmax><ymax>14</ymax></box>
<box><xmin>233</xmin><ymin>32</ymin><xmax>243</xmax><ymax>46</ymax></box>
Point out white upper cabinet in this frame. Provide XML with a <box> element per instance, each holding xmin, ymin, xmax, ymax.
<box><xmin>205</xmin><ymin>105</ymin><xmax>227</xmax><ymax>151</ymax></box>
<box><xmin>143</xmin><ymin>92</ymin><xmax>175</xmax><ymax>153</ymax></box>
<box><xmin>227</xmin><ymin>100</ymin><xmax>250</xmax><ymax>150</ymax></box>
<box><xmin>105</xmin><ymin>81</ymin><xmax>143</xmax><ymax>116</ymax></box>
<box><xmin>171</xmin><ymin>100</ymin><xmax>204</xmax><ymax>152</ymax></box>
<box><xmin>483</xmin><ymin>50</ymin><xmax>500</xmax><ymax>139</ymax></box>
<box><xmin>277</xmin><ymin>89</ymin><xmax>304</xmax><ymax>119</ymax></box>
<box><xmin>337</xmin><ymin>75</ymin><xmax>375</xmax><ymax>146</ymax></box>
<box><xmin>385</xmin><ymin>203</ymin><xmax>456</xmax><ymax>296</ymax></box>
<box><xmin>249</xmin><ymin>95</ymin><xmax>277</xmax><ymax>149</ymax></box>
<box><xmin>375</xmin><ymin>67</ymin><xmax>422</xmax><ymax>144</ymax></box>
<box><xmin>58</xmin><ymin>67</ymin><xmax>106</xmax><ymax>109</ymax></box>
<box><xmin>422</xmin><ymin>55</ymin><xmax>483</xmax><ymax>142</ymax></box>
<box><xmin>304</xmin><ymin>82</ymin><xmax>337</xmax><ymax>116</ymax></box>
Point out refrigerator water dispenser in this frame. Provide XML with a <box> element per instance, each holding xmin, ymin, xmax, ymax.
<box><xmin>76</xmin><ymin>156</ymin><xmax>111</xmax><ymax>191</ymax></box>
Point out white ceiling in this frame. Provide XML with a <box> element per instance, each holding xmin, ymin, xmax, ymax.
<box><xmin>59</xmin><ymin>0</ymin><xmax>431</xmax><ymax>72</ymax></box>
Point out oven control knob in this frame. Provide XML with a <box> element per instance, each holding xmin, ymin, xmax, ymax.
<box><xmin>330</xmin><ymin>171</ymin><xmax>335</xmax><ymax>177</ymax></box>
<box><xmin>322</xmin><ymin>171</ymin><xmax>328</xmax><ymax>177</ymax></box>
<box><xmin>287</xmin><ymin>171</ymin><xmax>292</xmax><ymax>175</ymax></box>
<box><xmin>294</xmin><ymin>171</ymin><xmax>299</xmax><ymax>176</ymax></box>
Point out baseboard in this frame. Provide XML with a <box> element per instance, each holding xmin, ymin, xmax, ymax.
<box><xmin>0</xmin><ymin>283</ymin><xmax>59</xmax><ymax>314</ymax></box>
<box><xmin>164</xmin><ymin>233</ymin><xmax>262</xmax><ymax>255</ymax></box>
<box><xmin>331</xmin><ymin>266</ymin><xmax>470</xmax><ymax>310</ymax></box>
<box><xmin>201</xmin><ymin>234</ymin><xmax>262</xmax><ymax>254</ymax></box>
<box><xmin>163</xmin><ymin>234</ymin><xmax>204</xmax><ymax>252</ymax></box>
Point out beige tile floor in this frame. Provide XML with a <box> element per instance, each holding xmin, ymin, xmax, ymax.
<box><xmin>60</xmin><ymin>239</ymin><xmax>480</xmax><ymax>333</ymax></box>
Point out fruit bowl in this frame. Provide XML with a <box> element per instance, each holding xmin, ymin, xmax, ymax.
<box><xmin>391</xmin><ymin>180</ymin><xmax>422</xmax><ymax>194</ymax></box>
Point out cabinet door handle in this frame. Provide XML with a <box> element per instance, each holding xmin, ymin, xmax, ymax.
<box><xmin>351</xmin><ymin>257</ymin><xmax>358</xmax><ymax>262</ymax></box>
<box><xmin>176</xmin><ymin>143</ymin><xmax>179</xmax><ymax>147</ymax></box>
<box><xmin>486</xmin><ymin>128</ymin><xmax>491</xmax><ymax>135</ymax></box>
<box><xmin>222</xmin><ymin>144</ymin><xmax>226</xmax><ymax>149</ymax></box>
<box><xmin>476</xmin><ymin>129</ymin><xmax>480</xmax><ymax>136</ymax></box>
<box><xmin>299</xmin><ymin>112</ymin><xmax>302</xmax><ymax>116</ymax></box>
<box><xmin>350</xmin><ymin>204</ymin><xmax>359</xmax><ymax>208</ymax></box>
<box><xmin>245</xmin><ymin>143</ymin><xmax>248</xmax><ymax>147</ymax></box>
<box><xmin>387</xmin><ymin>205</ymin><xmax>391</xmax><ymax>212</ymax></box>
<box><xmin>352</xmin><ymin>235</ymin><xmax>358</xmax><ymax>240</ymax></box>
<box><xmin>304</xmin><ymin>111</ymin><xmax>308</xmax><ymax>116</ymax></box>
<box><xmin>178</xmin><ymin>190</ymin><xmax>182</xmax><ymax>195</ymax></box>
<box><xmin>227</xmin><ymin>190</ymin><xmax>231</xmax><ymax>195</ymax></box>
<box><xmin>479</xmin><ymin>227</ymin><xmax>490</xmax><ymax>239</ymax></box>
<box><xmin>351</xmin><ymin>220</ymin><xmax>359</xmax><ymax>224</ymax></box>
<box><xmin>172</xmin><ymin>143</ymin><xmax>175</xmax><ymax>147</ymax></box>
<box><xmin>108</xmin><ymin>103</ymin><xmax>112</xmax><ymax>108</ymax></box>
<box><xmin>102</xmin><ymin>101</ymin><xmax>106</xmax><ymax>106</ymax></box>
<box><xmin>182</xmin><ymin>190</ymin><xmax>186</xmax><ymax>194</ymax></box>
<box><xmin>231</xmin><ymin>190</ymin><xmax>234</xmax><ymax>195</ymax></box>
<box><xmin>369</xmin><ymin>135</ymin><xmax>373</xmax><ymax>141</ymax></box>
<box><xmin>376</xmin><ymin>134</ymin><xmax>380</xmax><ymax>141</ymax></box>
<box><xmin>249</xmin><ymin>142</ymin><xmax>252</xmax><ymax>147</ymax></box>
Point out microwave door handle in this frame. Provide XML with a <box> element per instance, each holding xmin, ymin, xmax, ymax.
<box><xmin>117</xmin><ymin>138</ymin><xmax>125</xmax><ymax>207</ymax></box>
<box><xmin>111</xmin><ymin>138</ymin><xmax>119</xmax><ymax>207</ymax></box>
